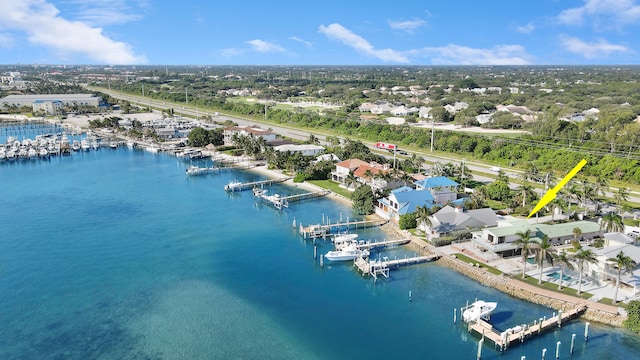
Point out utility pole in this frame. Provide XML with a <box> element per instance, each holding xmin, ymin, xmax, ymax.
<box><xmin>185</xmin><ymin>88</ymin><xmax>188</xmax><ymax>105</ymax></box>
<box><xmin>430</xmin><ymin>120</ymin><xmax>435</xmax><ymax>152</ymax></box>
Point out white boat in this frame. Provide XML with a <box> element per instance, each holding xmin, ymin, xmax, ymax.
<box><xmin>462</xmin><ymin>300</ymin><xmax>497</xmax><ymax>323</ymax></box>
<box><xmin>253</xmin><ymin>187</ymin><xmax>268</xmax><ymax>197</ymax></box>
<box><xmin>71</xmin><ymin>140</ymin><xmax>81</xmax><ymax>151</ymax></box>
<box><xmin>39</xmin><ymin>147</ymin><xmax>49</xmax><ymax>158</ymax></box>
<box><xmin>186</xmin><ymin>165</ymin><xmax>218</xmax><ymax>175</ymax></box>
<box><xmin>145</xmin><ymin>145</ymin><xmax>159</xmax><ymax>153</ymax></box>
<box><xmin>325</xmin><ymin>244</ymin><xmax>369</xmax><ymax>261</ymax></box>
<box><xmin>224</xmin><ymin>179</ymin><xmax>243</xmax><ymax>192</ymax></box>
<box><xmin>332</xmin><ymin>233</ymin><xmax>359</xmax><ymax>248</ymax></box>
<box><xmin>126</xmin><ymin>140</ymin><xmax>135</xmax><ymax>148</ymax></box>
<box><xmin>81</xmin><ymin>139</ymin><xmax>91</xmax><ymax>151</ymax></box>
<box><xmin>109</xmin><ymin>140</ymin><xmax>118</xmax><ymax>149</ymax></box>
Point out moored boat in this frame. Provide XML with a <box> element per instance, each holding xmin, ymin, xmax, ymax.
<box><xmin>224</xmin><ymin>179</ymin><xmax>243</xmax><ymax>192</ymax></box>
<box><xmin>325</xmin><ymin>244</ymin><xmax>369</xmax><ymax>261</ymax></box>
<box><xmin>462</xmin><ymin>300</ymin><xmax>497</xmax><ymax>323</ymax></box>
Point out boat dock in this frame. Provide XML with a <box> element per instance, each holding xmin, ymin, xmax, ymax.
<box><xmin>224</xmin><ymin>177</ymin><xmax>292</xmax><ymax>192</ymax></box>
<box><xmin>353</xmin><ymin>254</ymin><xmax>440</xmax><ymax>281</ymax></box>
<box><xmin>256</xmin><ymin>189</ymin><xmax>331</xmax><ymax>209</ymax></box>
<box><xmin>467</xmin><ymin>304</ymin><xmax>587</xmax><ymax>351</ymax></box>
<box><xmin>354</xmin><ymin>238</ymin><xmax>411</xmax><ymax>251</ymax></box>
<box><xmin>300</xmin><ymin>219</ymin><xmax>389</xmax><ymax>239</ymax></box>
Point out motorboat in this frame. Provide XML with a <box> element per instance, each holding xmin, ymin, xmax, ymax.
<box><xmin>109</xmin><ymin>139</ymin><xmax>118</xmax><ymax>149</ymax></box>
<box><xmin>71</xmin><ymin>140</ymin><xmax>81</xmax><ymax>151</ymax></box>
<box><xmin>186</xmin><ymin>165</ymin><xmax>218</xmax><ymax>175</ymax></box>
<box><xmin>81</xmin><ymin>139</ymin><xmax>91</xmax><ymax>151</ymax></box>
<box><xmin>332</xmin><ymin>233</ymin><xmax>358</xmax><ymax>248</ymax></box>
<box><xmin>253</xmin><ymin>187</ymin><xmax>268</xmax><ymax>197</ymax></box>
<box><xmin>462</xmin><ymin>300</ymin><xmax>497</xmax><ymax>323</ymax></box>
<box><xmin>126</xmin><ymin>140</ymin><xmax>135</xmax><ymax>148</ymax></box>
<box><xmin>325</xmin><ymin>244</ymin><xmax>369</xmax><ymax>261</ymax></box>
<box><xmin>224</xmin><ymin>179</ymin><xmax>243</xmax><ymax>192</ymax></box>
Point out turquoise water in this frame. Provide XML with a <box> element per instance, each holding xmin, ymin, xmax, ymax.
<box><xmin>548</xmin><ymin>271</ymin><xmax>573</xmax><ymax>282</ymax></box>
<box><xmin>1</xmin><ymin>141</ymin><xmax>640</xmax><ymax>358</ymax></box>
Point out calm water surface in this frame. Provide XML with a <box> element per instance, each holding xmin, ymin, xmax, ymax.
<box><xmin>1</xmin><ymin>138</ymin><xmax>639</xmax><ymax>359</ymax></box>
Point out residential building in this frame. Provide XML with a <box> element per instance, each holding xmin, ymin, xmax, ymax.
<box><xmin>414</xmin><ymin>176</ymin><xmax>459</xmax><ymax>203</ymax></box>
<box><xmin>274</xmin><ymin>144</ymin><xmax>324</xmax><ymax>156</ymax></box>
<box><xmin>422</xmin><ymin>205</ymin><xmax>498</xmax><ymax>238</ymax></box>
<box><xmin>331</xmin><ymin>159</ymin><xmax>395</xmax><ymax>191</ymax></box>
<box><xmin>470</xmin><ymin>219</ymin><xmax>602</xmax><ymax>257</ymax></box>
<box><xmin>222</xmin><ymin>125</ymin><xmax>277</xmax><ymax>146</ymax></box>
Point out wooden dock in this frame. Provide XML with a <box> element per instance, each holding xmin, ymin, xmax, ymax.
<box><xmin>224</xmin><ymin>177</ymin><xmax>292</xmax><ymax>192</ymax></box>
<box><xmin>300</xmin><ymin>219</ymin><xmax>389</xmax><ymax>239</ymax></box>
<box><xmin>353</xmin><ymin>254</ymin><xmax>440</xmax><ymax>281</ymax></box>
<box><xmin>354</xmin><ymin>238</ymin><xmax>411</xmax><ymax>250</ymax></box>
<box><xmin>467</xmin><ymin>304</ymin><xmax>587</xmax><ymax>351</ymax></box>
<box><xmin>255</xmin><ymin>189</ymin><xmax>331</xmax><ymax>209</ymax></box>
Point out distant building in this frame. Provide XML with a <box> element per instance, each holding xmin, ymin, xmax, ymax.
<box><xmin>274</xmin><ymin>144</ymin><xmax>324</xmax><ymax>156</ymax></box>
<box><xmin>32</xmin><ymin>100</ymin><xmax>63</xmax><ymax>116</ymax></box>
<box><xmin>0</xmin><ymin>94</ymin><xmax>102</xmax><ymax>109</ymax></box>
<box><xmin>222</xmin><ymin>125</ymin><xmax>277</xmax><ymax>146</ymax></box>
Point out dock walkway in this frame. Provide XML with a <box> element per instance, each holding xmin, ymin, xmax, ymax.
<box><xmin>224</xmin><ymin>177</ymin><xmax>292</xmax><ymax>192</ymax></box>
<box><xmin>300</xmin><ymin>219</ymin><xmax>389</xmax><ymax>239</ymax></box>
<box><xmin>467</xmin><ymin>304</ymin><xmax>587</xmax><ymax>351</ymax></box>
<box><xmin>354</xmin><ymin>254</ymin><xmax>440</xmax><ymax>281</ymax></box>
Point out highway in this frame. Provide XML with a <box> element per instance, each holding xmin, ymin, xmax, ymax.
<box><xmin>90</xmin><ymin>87</ymin><xmax>640</xmax><ymax>208</ymax></box>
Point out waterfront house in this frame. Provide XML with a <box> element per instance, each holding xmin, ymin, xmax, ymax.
<box><xmin>591</xmin><ymin>243</ymin><xmax>640</xmax><ymax>297</ymax></box>
<box><xmin>223</xmin><ymin>125</ymin><xmax>277</xmax><ymax>146</ymax></box>
<box><xmin>414</xmin><ymin>176</ymin><xmax>459</xmax><ymax>203</ymax></box>
<box><xmin>470</xmin><ymin>219</ymin><xmax>603</xmax><ymax>257</ymax></box>
<box><xmin>274</xmin><ymin>144</ymin><xmax>324</xmax><ymax>156</ymax></box>
<box><xmin>331</xmin><ymin>159</ymin><xmax>396</xmax><ymax>191</ymax></box>
<box><xmin>422</xmin><ymin>205</ymin><xmax>498</xmax><ymax>238</ymax></box>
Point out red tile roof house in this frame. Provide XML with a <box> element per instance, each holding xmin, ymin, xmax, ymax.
<box><xmin>331</xmin><ymin>159</ymin><xmax>398</xmax><ymax>192</ymax></box>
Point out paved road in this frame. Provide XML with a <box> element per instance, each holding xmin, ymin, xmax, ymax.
<box><xmin>91</xmin><ymin>87</ymin><xmax>640</xmax><ymax>207</ymax></box>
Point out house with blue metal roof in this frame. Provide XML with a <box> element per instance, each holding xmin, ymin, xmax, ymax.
<box><xmin>375</xmin><ymin>177</ymin><xmax>465</xmax><ymax>221</ymax></box>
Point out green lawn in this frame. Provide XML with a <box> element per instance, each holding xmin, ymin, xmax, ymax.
<box><xmin>452</xmin><ymin>253</ymin><xmax>503</xmax><ymax>275</ymax></box>
<box><xmin>307</xmin><ymin>180</ymin><xmax>352</xmax><ymax>199</ymax></box>
<box><xmin>518</xmin><ymin>275</ymin><xmax>593</xmax><ymax>299</ymax></box>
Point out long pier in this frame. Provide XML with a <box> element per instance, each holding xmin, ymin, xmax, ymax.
<box><xmin>467</xmin><ymin>304</ymin><xmax>587</xmax><ymax>351</ymax></box>
<box><xmin>256</xmin><ymin>189</ymin><xmax>331</xmax><ymax>209</ymax></box>
<box><xmin>353</xmin><ymin>254</ymin><xmax>440</xmax><ymax>281</ymax></box>
<box><xmin>354</xmin><ymin>238</ymin><xmax>411</xmax><ymax>250</ymax></box>
<box><xmin>224</xmin><ymin>177</ymin><xmax>292</xmax><ymax>192</ymax></box>
<box><xmin>300</xmin><ymin>219</ymin><xmax>389</xmax><ymax>239</ymax></box>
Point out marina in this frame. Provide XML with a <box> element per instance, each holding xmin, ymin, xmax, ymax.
<box><xmin>2</xmin><ymin>124</ymin><xmax>640</xmax><ymax>359</ymax></box>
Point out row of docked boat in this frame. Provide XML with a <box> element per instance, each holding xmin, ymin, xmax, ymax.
<box><xmin>0</xmin><ymin>133</ymin><xmax>120</xmax><ymax>162</ymax></box>
<box><xmin>324</xmin><ymin>233</ymin><xmax>370</xmax><ymax>261</ymax></box>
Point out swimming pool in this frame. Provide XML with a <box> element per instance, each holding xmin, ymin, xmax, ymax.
<box><xmin>547</xmin><ymin>271</ymin><xmax>572</xmax><ymax>282</ymax></box>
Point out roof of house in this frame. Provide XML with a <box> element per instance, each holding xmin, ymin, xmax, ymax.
<box><xmin>353</xmin><ymin>164</ymin><xmax>386</xmax><ymax>178</ymax></box>
<box><xmin>431</xmin><ymin>206</ymin><xmax>498</xmax><ymax>233</ymax></box>
<box><xmin>604</xmin><ymin>232</ymin><xmax>635</xmax><ymax>245</ymax></box>
<box><xmin>485</xmin><ymin>219</ymin><xmax>601</xmax><ymax>239</ymax></box>
<box><xmin>391</xmin><ymin>188</ymin><xmax>435</xmax><ymax>215</ymax></box>
<box><xmin>415</xmin><ymin>176</ymin><xmax>459</xmax><ymax>189</ymax></box>
<box><xmin>335</xmin><ymin>158</ymin><xmax>369</xmax><ymax>171</ymax></box>
<box><xmin>594</xmin><ymin>244</ymin><xmax>640</xmax><ymax>265</ymax></box>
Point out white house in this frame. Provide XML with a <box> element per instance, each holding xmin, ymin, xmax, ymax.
<box><xmin>421</xmin><ymin>205</ymin><xmax>498</xmax><ymax>238</ymax></box>
<box><xmin>274</xmin><ymin>144</ymin><xmax>324</xmax><ymax>156</ymax></box>
<box><xmin>223</xmin><ymin>125</ymin><xmax>277</xmax><ymax>146</ymax></box>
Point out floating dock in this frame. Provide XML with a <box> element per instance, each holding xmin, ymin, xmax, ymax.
<box><xmin>467</xmin><ymin>304</ymin><xmax>587</xmax><ymax>351</ymax></box>
<box><xmin>300</xmin><ymin>219</ymin><xmax>389</xmax><ymax>239</ymax></box>
<box><xmin>224</xmin><ymin>177</ymin><xmax>292</xmax><ymax>192</ymax></box>
<box><xmin>353</xmin><ymin>254</ymin><xmax>440</xmax><ymax>281</ymax></box>
<box><xmin>255</xmin><ymin>189</ymin><xmax>331</xmax><ymax>209</ymax></box>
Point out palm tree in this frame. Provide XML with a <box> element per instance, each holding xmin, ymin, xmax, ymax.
<box><xmin>574</xmin><ymin>248</ymin><xmax>598</xmax><ymax>295</ymax></box>
<box><xmin>535</xmin><ymin>235</ymin><xmax>554</xmax><ymax>284</ymax></box>
<box><xmin>600</xmin><ymin>212</ymin><xmax>624</xmax><ymax>233</ymax></box>
<box><xmin>343</xmin><ymin>171</ymin><xmax>359</xmax><ymax>191</ymax></box>
<box><xmin>572</xmin><ymin>227</ymin><xmax>582</xmax><ymax>246</ymax></box>
<box><xmin>608</xmin><ymin>251</ymin><xmax>636</xmax><ymax>304</ymax></box>
<box><xmin>514</xmin><ymin>229</ymin><xmax>534</xmax><ymax>279</ymax></box>
<box><xmin>613</xmin><ymin>187</ymin><xmax>629</xmax><ymax>216</ymax></box>
<box><xmin>415</xmin><ymin>205</ymin><xmax>432</xmax><ymax>234</ymax></box>
<box><xmin>555</xmin><ymin>250</ymin><xmax>574</xmax><ymax>290</ymax></box>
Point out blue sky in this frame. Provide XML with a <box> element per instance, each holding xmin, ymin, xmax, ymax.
<box><xmin>0</xmin><ymin>0</ymin><xmax>639</xmax><ymax>65</ymax></box>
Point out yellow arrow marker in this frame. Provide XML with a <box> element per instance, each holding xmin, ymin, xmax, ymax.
<box><xmin>527</xmin><ymin>159</ymin><xmax>587</xmax><ymax>218</ymax></box>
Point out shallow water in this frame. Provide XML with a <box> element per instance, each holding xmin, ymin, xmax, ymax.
<box><xmin>1</xmin><ymin>142</ymin><xmax>639</xmax><ymax>359</ymax></box>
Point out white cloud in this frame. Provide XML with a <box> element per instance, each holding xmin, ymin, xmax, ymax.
<box><xmin>408</xmin><ymin>44</ymin><xmax>533</xmax><ymax>65</ymax></box>
<box><xmin>318</xmin><ymin>23</ymin><xmax>409</xmax><ymax>63</ymax></box>
<box><xmin>388</xmin><ymin>18</ymin><xmax>427</xmax><ymax>32</ymax></box>
<box><xmin>61</xmin><ymin>0</ymin><xmax>149</xmax><ymax>26</ymax></box>
<box><xmin>0</xmin><ymin>0</ymin><xmax>146</xmax><ymax>64</ymax></box>
<box><xmin>245</xmin><ymin>39</ymin><xmax>285</xmax><ymax>53</ymax></box>
<box><xmin>220</xmin><ymin>47</ymin><xmax>244</xmax><ymax>59</ymax></box>
<box><xmin>289</xmin><ymin>36</ymin><xmax>312</xmax><ymax>48</ymax></box>
<box><xmin>559</xmin><ymin>35</ymin><xmax>629</xmax><ymax>58</ymax></box>
<box><xmin>558</xmin><ymin>0</ymin><xmax>640</xmax><ymax>28</ymax></box>
<box><xmin>516</xmin><ymin>22</ymin><xmax>535</xmax><ymax>34</ymax></box>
